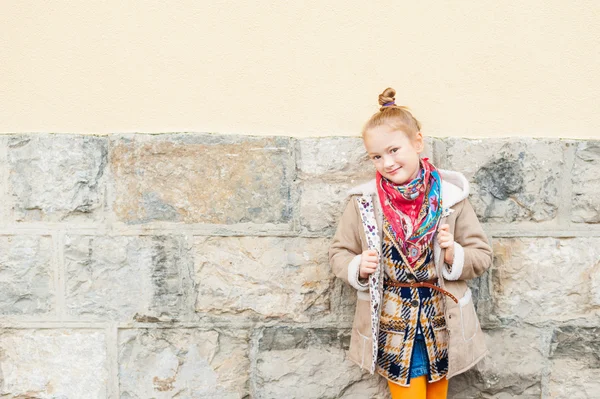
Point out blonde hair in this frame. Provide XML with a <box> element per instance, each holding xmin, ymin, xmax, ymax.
<box><xmin>361</xmin><ymin>88</ymin><xmax>422</xmax><ymax>140</ymax></box>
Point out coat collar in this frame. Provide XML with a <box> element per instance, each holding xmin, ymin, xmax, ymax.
<box><xmin>346</xmin><ymin>169</ymin><xmax>470</xmax><ymax>208</ymax></box>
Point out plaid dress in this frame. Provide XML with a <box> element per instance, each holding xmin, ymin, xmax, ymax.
<box><xmin>376</xmin><ymin>219</ymin><xmax>449</xmax><ymax>386</ymax></box>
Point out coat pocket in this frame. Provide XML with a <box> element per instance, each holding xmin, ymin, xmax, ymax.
<box><xmin>431</xmin><ymin>314</ymin><xmax>449</xmax><ymax>347</ymax></box>
<box><xmin>349</xmin><ymin>299</ymin><xmax>372</xmax><ymax>369</ymax></box>
<box><xmin>379</xmin><ymin>316</ymin><xmax>407</xmax><ymax>335</ymax></box>
<box><xmin>432</xmin><ymin>315</ymin><xmax>447</xmax><ymax>331</ymax></box>
<box><xmin>458</xmin><ymin>287</ymin><xmax>478</xmax><ymax>341</ymax></box>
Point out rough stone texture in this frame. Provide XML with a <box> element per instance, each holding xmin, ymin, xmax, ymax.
<box><xmin>0</xmin><ymin>329</ymin><xmax>107</xmax><ymax>398</ymax></box>
<box><xmin>65</xmin><ymin>235</ymin><xmax>194</xmax><ymax>321</ymax></box>
<box><xmin>549</xmin><ymin>326</ymin><xmax>600</xmax><ymax>367</ymax></box>
<box><xmin>110</xmin><ymin>134</ymin><xmax>295</xmax><ymax>225</ymax></box>
<box><xmin>0</xmin><ymin>134</ymin><xmax>597</xmax><ymax>398</ymax></box>
<box><xmin>492</xmin><ymin>237</ymin><xmax>600</xmax><ymax>324</ymax></box>
<box><xmin>0</xmin><ymin>235</ymin><xmax>54</xmax><ymax>316</ymax></box>
<box><xmin>547</xmin><ymin>359</ymin><xmax>600</xmax><ymax>399</ymax></box>
<box><xmin>297</xmin><ymin>137</ymin><xmax>374</xmax><ymax>181</ymax></box>
<box><xmin>439</xmin><ymin>138</ymin><xmax>564</xmax><ymax>223</ymax></box>
<box><xmin>119</xmin><ymin>328</ymin><xmax>249</xmax><ymax>399</ymax></box>
<box><xmin>254</xmin><ymin>327</ymin><xmax>390</xmax><ymax>399</ymax></box>
<box><xmin>467</xmin><ymin>269</ymin><xmax>498</xmax><ymax>329</ymax></box>
<box><xmin>296</xmin><ymin>137</ymin><xmax>371</xmax><ymax>236</ymax></box>
<box><xmin>448</xmin><ymin>327</ymin><xmax>548</xmax><ymax>398</ymax></box>
<box><xmin>547</xmin><ymin>326</ymin><xmax>600</xmax><ymax>398</ymax></box>
<box><xmin>299</xmin><ymin>180</ymin><xmax>355</xmax><ymax>234</ymax></box>
<box><xmin>572</xmin><ymin>141</ymin><xmax>600</xmax><ymax>223</ymax></box>
<box><xmin>194</xmin><ymin>236</ymin><xmax>332</xmax><ymax>322</ymax></box>
<box><xmin>7</xmin><ymin>135</ymin><xmax>108</xmax><ymax>222</ymax></box>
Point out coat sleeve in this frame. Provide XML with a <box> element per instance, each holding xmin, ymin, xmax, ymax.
<box><xmin>328</xmin><ymin>197</ymin><xmax>369</xmax><ymax>291</ymax></box>
<box><xmin>442</xmin><ymin>198</ymin><xmax>493</xmax><ymax>281</ymax></box>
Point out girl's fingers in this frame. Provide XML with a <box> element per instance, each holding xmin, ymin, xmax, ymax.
<box><xmin>438</xmin><ymin>224</ymin><xmax>449</xmax><ymax>231</ymax></box>
<box><xmin>439</xmin><ymin>232</ymin><xmax>454</xmax><ymax>242</ymax></box>
<box><xmin>361</xmin><ymin>260</ymin><xmax>377</xmax><ymax>267</ymax></box>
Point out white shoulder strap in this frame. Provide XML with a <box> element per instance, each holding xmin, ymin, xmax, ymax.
<box><xmin>355</xmin><ymin>195</ymin><xmax>382</xmax><ymax>373</ymax></box>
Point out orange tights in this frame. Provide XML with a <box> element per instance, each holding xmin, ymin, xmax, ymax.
<box><xmin>388</xmin><ymin>376</ymin><xmax>448</xmax><ymax>399</ymax></box>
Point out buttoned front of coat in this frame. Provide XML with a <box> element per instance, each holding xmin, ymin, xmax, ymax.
<box><xmin>376</xmin><ymin>230</ymin><xmax>449</xmax><ymax>386</ymax></box>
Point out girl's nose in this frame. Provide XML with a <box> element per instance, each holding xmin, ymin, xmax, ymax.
<box><xmin>383</xmin><ymin>156</ymin><xmax>395</xmax><ymax>168</ymax></box>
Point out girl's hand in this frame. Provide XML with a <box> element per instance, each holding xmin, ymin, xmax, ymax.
<box><xmin>438</xmin><ymin>224</ymin><xmax>455</xmax><ymax>264</ymax></box>
<box><xmin>359</xmin><ymin>249</ymin><xmax>378</xmax><ymax>279</ymax></box>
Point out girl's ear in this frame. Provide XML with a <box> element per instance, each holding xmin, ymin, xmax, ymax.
<box><xmin>414</xmin><ymin>132</ymin><xmax>425</xmax><ymax>153</ymax></box>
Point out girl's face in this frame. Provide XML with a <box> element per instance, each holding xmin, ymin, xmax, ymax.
<box><xmin>364</xmin><ymin>125</ymin><xmax>424</xmax><ymax>185</ymax></box>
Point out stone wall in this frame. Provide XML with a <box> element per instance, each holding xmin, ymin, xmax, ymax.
<box><xmin>0</xmin><ymin>133</ymin><xmax>598</xmax><ymax>398</ymax></box>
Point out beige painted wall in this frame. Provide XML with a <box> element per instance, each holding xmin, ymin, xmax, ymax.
<box><xmin>2</xmin><ymin>1</ymin><xmax>599</xmax><ymax>138</ymax></box>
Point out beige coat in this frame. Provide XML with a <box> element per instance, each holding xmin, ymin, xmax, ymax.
<box><xmin>329</xmin><ymin>169</ymin><xmax>493</xmax><ymax>379</ymax></box>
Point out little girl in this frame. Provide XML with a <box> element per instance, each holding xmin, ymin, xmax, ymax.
<box><xmin>329</xmin><ymin>88</ymin><xmax>492</xmax><ymax>398</ymax></box>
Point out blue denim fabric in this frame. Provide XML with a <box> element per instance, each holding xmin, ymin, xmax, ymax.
<box><xmin>409</xmin><ymin>333</ymin><xmax>429</xmax><ymax>379</ymax></box>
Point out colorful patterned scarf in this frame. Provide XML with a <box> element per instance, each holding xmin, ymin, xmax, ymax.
<box><xmin>376</xmin><ymin>158</ymin><xmax>443</xmax><ymax>267</ymax></box>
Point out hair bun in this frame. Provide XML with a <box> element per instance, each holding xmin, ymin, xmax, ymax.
<box><xmin>378</xmin><ymin>87</ymin><xmax>396</xmax><ymax>107</ymax></box>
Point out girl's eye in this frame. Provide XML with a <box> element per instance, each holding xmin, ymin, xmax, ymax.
<box><xmin>391</xmin><ymin>148</ymin><xmax>399</xmax><ymax>153</ymax></box>
<box><xmin>372</xmin><ymin>155</ymin><xmax>381</xmax><ymax>160</ymax></box>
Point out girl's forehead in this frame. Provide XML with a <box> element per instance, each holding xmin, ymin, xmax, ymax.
<box><xmin>364</xmin><ymin>127</ymin><xmax>411</xmax><ymax>148</ymax></box>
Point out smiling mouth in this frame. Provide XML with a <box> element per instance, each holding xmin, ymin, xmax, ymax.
<box><xmin>388</xmin><ymin>167</ymin><xmax>402</xmax><ymax>174</ymax></box>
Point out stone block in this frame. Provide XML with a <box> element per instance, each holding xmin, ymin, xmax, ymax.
<box><xmin>549</xmin><ymin>326</ymin><xmax>600</xmax><ymax>368</ymax></box>
<box><xmin>119</xmin><ymin>328</ymin><xmax>249</xmax><ymax>398</ymax></box>
<box><xmin>440</xmin><ymin>138</ymin><xmax>564</xmax><ymax>222</ymax></box>
<box><xmin>65</xmin><ymin>235</ymin><xmax>194</xmax><ymax>321</ymax></box>
<box><xmin>0</xmin><ymin>329</ymin><xmax>107</xmax><ymax>398</ymax></box>
<box><xmin>7</xmin><ymin>135</ymin><xmax>108</xmax><ymax>222</ymax></box>
<box><xmin>448</xmin><ymin>327</ymin><xmax>547</xmax><ymax>398</ymax></box>
<box><xmin>297</xmin><ymin>137</ymin><xmax>372</xmax><ymax>180</ymax></box>
<box><xmin>492</xmin><ymin>238</ymin><xmax>599</xmax><ymax>323</ymax></box>
<box><xmin>299</xmin><ymin>180</ymin><xmax>354</xmax><ymax>234</ymax></box>
<box><xmin>194</xmin><ymin>236</ymin><xmax>332</xmax><ymax>322</ymax></box>
<box><xmin>572</xmin><ymin>141</ymin><xmax>600</xmax><ymax>223</ymax></box>
<box><xmin>547</xmin><ymin>326</ymin><xmax>600</xmax><ymax>398</ymax></box>
<box><xmin>110</xmin><ymin>134</ymin><xmax>295</xmax><ymax>224</ymax></box>
<box><xmin>0</xmin><ymin>235</ymin><xmax>54</xmax><ymax>316</ymax></box>
<box><xmin>547</xmin><ymin>359</ymin><xmax>600</xmax><ymax>399</ymax></box>
<box><xmin>254</xmin><ymin>327</ymin><xmax>389</xmax><ymax>399</ymax></box>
